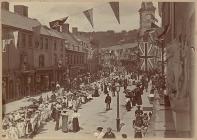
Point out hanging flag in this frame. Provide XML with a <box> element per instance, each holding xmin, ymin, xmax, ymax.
<box><xmin>32</xmin><ymin>25</ymin><xmax>41</xmax><ymax>48</ymax></box>
<box><xmin>138</xmin><ymin>42</ymin><xmax>158</xmax><ymax>71</ymax></box>
<box><xmin>49</xmin><ymin>17</ymin><xmax>68</xmax><ymax>29</ymax></box>
<box><xmin>83</xmin><ymin>8</ymin><xmax>94</xmax><ymax>28</ymax></box>
<box><xmin>13</xmin><ymin>31</ymin><xmax>19</xmax><ymax>48</ymax></box>
<box><xmin>109</xmin><ymin>2</ymin><xmax>120</xmax><ymax>24</ymax></box>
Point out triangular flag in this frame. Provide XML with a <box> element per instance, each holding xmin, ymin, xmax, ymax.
<box><xmin>32</xmin><ymin>25</ymin><xmax>41</xmax><ymax>48</ymax></box>
<box><xmin>13</xmin><ymin>31</ymin><xmax>19</xmax><ymax>48</ymax></box>
<box><xmin>109</xmin><ymin>2</ymin><xmax>120</xmax><ymax>24</ymax></box>
<box><xmin>83</xmin><ymin>9</ymin><xmax>94</xmax><ymax>28</ymax></box>
<box><xmin>151</xmin><ymin>22</ymin><xmax>159</xmax><ymax>29</ymax></box>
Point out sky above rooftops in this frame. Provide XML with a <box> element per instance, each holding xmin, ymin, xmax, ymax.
<box><xmin>9</xmin><ymin>0</ymin><xmax>161</xmax><ymax>32</ymax></box>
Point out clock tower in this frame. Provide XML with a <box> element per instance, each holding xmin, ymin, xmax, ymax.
<box><xmin>139</xmin><ymin>2</ymin><xmax>156</xmax><ymax>31</ymax></box>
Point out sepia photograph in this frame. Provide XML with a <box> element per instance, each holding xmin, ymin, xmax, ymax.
<box><xmin>1</xmin><ymin>0</ymin><xmax>196</xmax><ymax>139</ymax></box>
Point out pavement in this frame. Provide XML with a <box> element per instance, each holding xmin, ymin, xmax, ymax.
<box><xmin>145</xmin><ymin>92</ymin><xmax>177</xmax><ymax>138</ymax></box>
<box><xmin>32</xmin><ymin>83</ymin><xmax>153</xmax><ymax>139</ymax></box>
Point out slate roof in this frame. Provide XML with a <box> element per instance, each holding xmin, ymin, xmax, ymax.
<box><xmin>1</xmin><ymin>9</ymin><xmax>88</xmax><ymax>53</ymax></box>
<box><xmin>1</xmin><ymin>9</ymin><xmax>41</xmax><ymax>31</ymax></box>
<box><xmin>2</xmin><ymin>9</ymin><xmax>66</xmax><ymax>40</ymax></box>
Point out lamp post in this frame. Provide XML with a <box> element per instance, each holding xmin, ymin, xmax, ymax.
<box><xmin>115</xmin><ymin>82</ymin><xmax>120</xmax><ymax>132</ymax></box>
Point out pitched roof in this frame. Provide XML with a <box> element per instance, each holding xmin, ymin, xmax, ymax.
<box><xmin>1</xmin><ymin>10</ymin><xmax>65</xmax><ymax>39</ymax></box>
<box><xmin>1</xmin><ymin>9</ymin><xmax>41</xmax><ymax>31</ymax></box>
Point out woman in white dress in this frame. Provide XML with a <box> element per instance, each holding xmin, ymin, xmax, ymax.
<box><xmin>16</xmin><ymin>118</ymin><xmax>26</xmax><ymax>138</ymax></box>
<box><xmin>8</xmin><ymin>123</ymin><xmax>19</xmax><ymax>139</ymax></box>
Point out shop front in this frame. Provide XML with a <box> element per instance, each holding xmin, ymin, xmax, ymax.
<box><xmin>35</xmin><ymin>68</ymin><xmax>53</xmax><ymax>94</ymax></box>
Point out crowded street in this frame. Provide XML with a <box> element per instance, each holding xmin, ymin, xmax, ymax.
<box><xmin>33</xmin><ymin>78</ymin><xmax>153</xmax><ymax>139</ymax></box>
<box><xmin>3</xmin><ymin>72</ymin><xmax>154</xmax><ymax>139</ymax></box>
<box><xmin>2</xmin><ymin>1</ymin><xmax>195</xmax><ymax>139</ymax></box>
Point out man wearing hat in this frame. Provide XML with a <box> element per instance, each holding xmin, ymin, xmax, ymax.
<box><xmin>135</xmin><ymin>84</ymin><xmax>143</xmax><ymax>106</ymax></box>
<box><xmin>61</xmin><ymin>108</ymin><xmax>69</xmax><ymax>133</ymax></box>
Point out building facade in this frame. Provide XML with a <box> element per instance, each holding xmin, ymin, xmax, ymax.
<box><xmin>158</xmin><ymin>2</ymin><xmax>195</xmax><ymax>137</ymax></box>
<box><xmin>1</xmin><ymin>2</ymin><xmax>87</xmax><ymax>103</ymax></box>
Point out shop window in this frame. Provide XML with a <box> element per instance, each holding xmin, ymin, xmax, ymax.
<box><xmin>54</xmin><ymin>54</ymin><xmax>58</xmax><ymax>66</ymax></box>
<box><xmin>54</xmin><ymin>40</ymin><xmax>57</xmax><ymax>50</ymax></box>
<box><xmin>20</xmin><ymin>54</ymin><xmax>28</xmax><ymax>70</ymax></box>
<box><xmin>22</xmin><ymin>33</ymin><xmax>26</xmax><ymax>47</ymax></box>
<box><xmin>39</xmin><ymin>54</ymin><xmax>45</xmax><ymax>67</ymax></box>
<box><xmin>61</xmin><ymin>41</ymin><xmax>64</xmax><ymax>51</ymax></box>
<box><xmin>40</xmin><ymin>37</ymin><xmax>43</xmax><ymax>49</ymax></box>
<box><xmin>45</xmin><ymin>38</ymin><xmax>48</xmax><ymax>49</ymax></box>
<box><xmin>28</xmin><ymin>35</ymin><xmax>32</xmax><ymax>48</ymax></box>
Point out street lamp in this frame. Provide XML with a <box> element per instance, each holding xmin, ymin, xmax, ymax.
<box><xmin>115</xmin><ymin>82</ymin><xmax>121</xmax><ymax>132</ymax></box>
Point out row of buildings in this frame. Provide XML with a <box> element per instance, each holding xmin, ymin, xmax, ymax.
<box><xmin>1</xmin><ymin>2</ymin><xmax>96</xmax><ymax>103</ymax></box>
<box><xmin>100</xmin><ymin>42</ymin><xmax>139</xmax><ymax>73</ymax></box>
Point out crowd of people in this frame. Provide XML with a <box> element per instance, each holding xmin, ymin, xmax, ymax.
<box><xmin>2</xmin><ymin>68</ymin><xmax>165</xmax><ymax>139</ymax></box>
<box><xmin>2</xmin><ymin>72</ymin><xmax>102</xmax><ymax>139</ymax></box>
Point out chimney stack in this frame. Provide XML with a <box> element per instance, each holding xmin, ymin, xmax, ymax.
<box><xmin>62</xmin><ymin>23</ymin><xmax>70</xmax><ymax>33</ymax></box>
<box><xmin>1</xmin><ymin>1</ymin><xmax>9</xmax><ymax>11</ymax></box>
<box><xmin>72</xmin><ymin>27</ymin><xmax>78</xmax><ymax>35</ymax></box>
<box><xmin>14</xmin><ymin>5</ymin><xmax>28</xmax><ymax>17</ymax></box>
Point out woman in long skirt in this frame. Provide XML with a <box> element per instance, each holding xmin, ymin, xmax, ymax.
<box><xmin>125</xmin><ymin>98</ymin><xmax>131</xmax><ymax>111</ymax></box>
<box><xmin>61</xmin><ymin>109</ymin><xmax>69</xmax><ymax>133</ymax></box>
<box><xmin>72</xmin><ymin>110</ymin><xmax>80</xmax><ymax>132</ymax></box>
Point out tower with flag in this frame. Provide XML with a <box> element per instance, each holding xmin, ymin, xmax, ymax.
<box><xmin>138</xmin><ymin>2</ymin><xmax>160</xmax><ymax>72</ymax></box>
